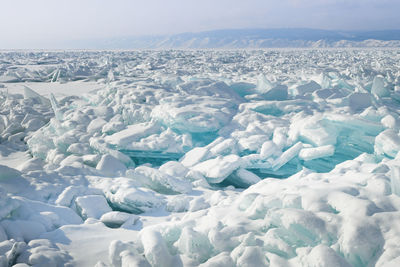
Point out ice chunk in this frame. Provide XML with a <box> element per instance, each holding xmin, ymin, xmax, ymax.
<box><xmin>1</xmin><ymin>219</ymin><xmax>46</xmax><ymax>242</ymax></box>
<box><xmin>238</xmin><ymin>135</ymin><xmax>270</xmax><ymax>153</ymax></box>
<box><xmin>66</xmin><ymin>143</ymin><xmax>92</xmax><ymax>155</ymax></box>
<box><xmin>374</xmin><ymin>129</ymin><xmax>400</xmax><ymax>158</ymax></box>
<box><xmin>255</xmin><ymin>74</ymin><xmax>273</xmax><ymax>94</ymax></box>
<box><xmin>0</xmin><ymin>164</ymin><xmax>21</xmax><ymax>180</ymax></box>
<box><xmin>291</xmin><ymin>81</ymin><xmax>321</xmax><ymax>96</ymax></box>
<box><xmin>339</xmin><ymin>219</ymin><xmax>383</xmax><ymax>267</ymax></box>
<box><xmin>0</xmin><ymin>225</ymin><xmax>7</xmax><ymax>242</ymax></box>
<box><xmin>272</xmin><ymin>142</ymin><xmax>303</xmax><ymax>171</ymax></box>
<box><xmin>151</xmin><ymin>95</ymin><xmax>235</xmax><ymax>134</ymax></box>
<box><xmin>192</xmin><ymin>154</ymin><xmax>243</xmax><ymax>184</ymax></box>
<box><xmin>230</xmin><ymin>82</ymin><xmax>256</xmax><ymax>97</ymax></box>
<box><xmin>381</xmin><ymin>114</ymin><xmax>397</xmax><ymax>129</ymax></box>
<box><xmin>260</xmin><ymin>141</ymin><xmax>281</xmax><ymax>159</ymax></box>
<box><xmin>176</xmin><ymin>227</ymin><xmax>213</xmax><ymax>264</ymax></box>
<box><xmin>390</xmin><ymin>166</ymin><xmax>400</xmax><ymax>196</ymax></box>
<box><xmin>348</xmin><ymin>93</ymin><xmax>372</xmax><ymax>112</ymax></box>
<box><xmin>17</xmin><ymin>239</ymin><xmax>73</xmax><ymax>267</ymax></box>
<box><xmin>108</xmin><ymin>240</ymin><xmax>147</xmax><ymax>267</ymax></box>
<box><xmin>181</xmin><ymin>147</ymin><xmax>210</xmax><ymax>167</ymax></box>
<box><xmin>75</xmin><ymin>195</ymin><xmax>112</xmax><ymax>220</ymax></box>
<box><xmin>371</xmin><ymin>75</ymin><xmax>390</xmax><ymax>97</ymax></box>
<box><xmin>96</xmin><ymin>154</ymin><xmax>127</xmax><ymax>177</ymax></box>
<box><xmin>141</xmin><ymin>229</ymin><xmax>177</xmax><ymax>267</ymax></box>
<box><xmin>121</xmin><ymin>251</ymin><xmax>151</xmax><ymax>267</ymax></box>
<box><xmin>100</xmin><ymin>211</ymin><xmax>138</xmax><ymax>228</ymax></box>
<box><xmin>209</xmin><ymin>138</ymin><xmax>237</xmax><ymax>155</ymax></box>
<box><xmin>178</xmin><ymin>80</ymin><xmax>242</xmax><ymax>102</ymax></box>
<box><xmin>272</xmin><ymin>127</ymin><xmax>288</xmax><ymax>149</ymax></box>
<box><xmin>87</xmin><ymin>118</ymin><xmax>107</xmax><ymax>134</ymax></box>
<box><xmin>89</xmin><ymin>138</ymin><xmax>134</xmax><ymax>167</ymax></box>
<box><xmin>236</xmin><ymin>246</ymin><xmax>268</xmax><ymax>267</ymax></box>
<box><xmin>261</xmin><ymin>84</ymin><xmax>288</xmax><ymax>101</ymax></box>
<box><xmin>159</xmin><ymin>161</ymin><xmax>189</xmax><ymax>178</ymax></box>
<box><xmin>55</xmin><ymin>185</ymin><xmax>103</xmax><ymax>207</ymax></box>
<box><xmin>105</xmin><ymin>122</ymin><xmax>161</xmax><ymax>148</ymax></box>
<box><xmin>50</xmin><ymin>93</ymin><xmax>63</xmax><ymax>121</ymax></box>
<box><xmin>299</xmin><ymin>145</ymin><xmax>335</xmax><ymax>161</ymax></box>
<box><xmin>102</xmin><ymin>120</ymin><xmax>125</xmax><ymax>135</ymax></box>
<box><xmin>23</xmin><ymin>86</ymin><xmax>50</xmax><ymax>106</ymax></box>
<box><xmin>189</xmin><ymin>197</ymin><xmax>210</xmax><ymax>212</ymax></box>
<box><xmin>199</xmin><ymin>252</ymin><xmax>234</xmax><ymax>267</ymax></box>
<box><xmin>130</xmin><ymin>166</ymin><xmax>192</xmax><ymax>194</ymax></box>
<box><xmin>166</xmin><ymin>195</ymin><xmax>192</xmax><ymax>212</ymax></box>
<box><xmin>225</xmin><ymin>168</ymin><xmax>261</xmax><ymax>188</ymax></box>
<box><xmin>304</xmin><ymin>245</ymin><xmax>351</xmax><ymax>267</ymax></box>
<box><xmin>91</xmin><ymin>177</ymin><xmax>163</xmax><ymax>214</ymax></box>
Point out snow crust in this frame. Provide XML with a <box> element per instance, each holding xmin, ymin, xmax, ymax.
<box><xmin>1</xmin><ymin>49</ymin><xmax>400</xmax><ymax>266</ymax></box>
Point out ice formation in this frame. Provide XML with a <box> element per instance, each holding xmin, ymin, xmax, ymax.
<box><xmin>1</xmin><ymin>50</ymin><xmax>400</xmax><ymax>266</ymax></box>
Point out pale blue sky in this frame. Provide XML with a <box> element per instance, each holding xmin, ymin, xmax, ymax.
<box><xmin>1</xmin><ymin>0</ymin><xmax>399</xmax><ymax>48</ymax></box>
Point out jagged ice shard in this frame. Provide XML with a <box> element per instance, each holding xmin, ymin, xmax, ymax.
<box><xmin>0</xmin><ymin>50</ymin><xmax>400</xmax><ymax>266</ymax></box>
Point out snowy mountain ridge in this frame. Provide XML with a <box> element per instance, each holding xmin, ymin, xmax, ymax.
<box><xmin>88</xmin><ymin>28</ymin><xmax>400</xmax><ymax>49</ymax></box>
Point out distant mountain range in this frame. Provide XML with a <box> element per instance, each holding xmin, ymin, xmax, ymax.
<box><xmin>71</xmin><ymin>28</ymin><xmax>400</xmax><ymax>49</ymax></box>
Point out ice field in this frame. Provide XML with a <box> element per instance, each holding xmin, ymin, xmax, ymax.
<box><xmin>1</xmin><ymin>49</ymin><xmax>400</xmax><ymax>266</ymax></box>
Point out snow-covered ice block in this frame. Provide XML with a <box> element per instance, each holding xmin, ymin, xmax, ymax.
<box><xmin>299</xmin><ymin>145</ymin><xmax>335</xmax><ymax>161</ymax></box>
<box><xmin>90</xmin><ymin>177</ymin><xmax>163</xmax><ymax>214</ymax></box>
<box><xmin>348</xmin><ymin>93</ymin><xmax>372</xmax><ymax>112</ymax></box>
<box><xmin>374</xmin><ymin>129</ymin><xmax>400</xmax><ymax>158</ymax></box>
<box><xmin>166</xmin><ymin>195</ymin><xmax>192</xmax><ymax>212</ymax></box>
<box><xmin>87</xmin><ymin>118</ymin><xmax>107</xmax><ymax>134</ymax></box>
<box><xmin>89</xmin><ymin>138</ymin><xmax>134</xmax><ymax>167</ymax></box>
<box><xmin>75</xmin><ymin>195</ymin><xmax>112</xmax><ymax>220</ymax></box>
<box><xmin>55</xmin><ymin>185</ymin><xmax>103</xmax><ymax>207</ymax></box>
<box><xmin>261</xmin><ymin>84</ymin><xmax>288</xmax><ymax>101</ymax></box>
<box><xmin>209</xmin><ymin>138</ymin><xmax>237</xmax><ymax>155</ymax></box>
<box><xmin>66</xmin><ymin>143</ymin><xmax>92</xmax><ymax>156</ymax></box>
<box><xmin>302</xmin><ymin>245</ymin><xmax>351</xmax><ymax>267</ymax></box>
<box><xmin>176</xmin><ymin>227</ymin><xmax>213</xmax><ymax>264</ymax></box>
<box><xmin>371</xmin><ymin>75</ymin><xmax>390</xmax><ymax>97</ymax></box>
<box><xmin>159</xmin><ymin>161</ymin><xmax>189</xmax><ymax>178</ymax></box>
<box><xmin>0</xmin><ymin>164</ymin><xmax>22</xmax><ymax>180</ymax></box>
<box><xmin>192</xmin><ymin>154</ymin><xmax>243</xmax><ymax>183</ymax></box>
<box><xmin>199</xmin><ymin>252</ymin><xmax>234</xmax><ymax>267</ymax></box>
<box><xmin>291</xmin><ymin>81</ymin><xmax>321</xmax><ymax>96</ymax></box>
<box><xmin>17</xmin><ymin>239</ymin><xmax>73</xmax><ymax>267</ymax></box>
<box><xmin>129</xmin><ymin>165</ymin><xmax>192</xmax><ymax>194</ymax></box>
<box><xmin>104</xmin><ymin>122</ymin><xmax>161</xmax><ymax>148</ymax></box>
<box><xmin>96</xmin><ymin>154</ymin><xmax>127</xmax><ymax>177</ymax></box>
<box><xmin>151</xmin><ymin>95</ymin><xmax>235</xmax><ymax>134</ymax></box>
<box><xmin>339</xmin><ymin>218</ymin><xmax>384</xmax><ymax>267</ymax></box>
<box><xmin>238</xmin><ymin>135</ymin><xmax>270</xmax><ymax>153</ymax></box>
<box><xmin>236</xmin><ymin>246</ymin><xmax>269</xmax><ymax>267</ymax></box>
<box><xmin>390</xmin><ymin>166</ymin><xmax>400</xmax><ymax>196</ymax></box>
<box><xmin>272</xmin><ymin>142</ymin><xmax>303</xmax><ymax>171</ymax></box>
<box><xmin>1</xmin><ymin>219</ymin><xmax>46</xmax><ymax>242</ymax></box>
<box><xmin>180</xmin><ymin>147</ymin><xmax>210</xmax><ymax>167</ymax></box>
<box><xmin>255</xmin><ymin>74</ymin><xmax>273</xmax><ymax>94</ymax></box>
<box><xmin>189</xmin><ymin>197</ymin><xmax>210</xmax><ymax>212</ymax></box>
<box><xmin>260</xmin><ymin>140</ymin><xmax>281</xmax><ymax>159</ymax></box>
<box><xmin>100</xmin><ymin>211</ymin><xmax>138</xmax><ymax>228</ymax></box>
<box><xmin>23</xmin><ymin>86</ymin><xmax>50</xmax><ymax>106</ymax></box>
<box><xmin>224</xmin><ymin>168</ymin><xmax>261</xmax><ymax>188</ymax></box>
<box><xmin>141</xmin><ymin>229</ymin><xmax>178</xmax><ymax>267</ymax></box>
<box><xmin>381</xmin><ymin>114</ymin><xmax>397</xmax><ymax>129</ymax></box>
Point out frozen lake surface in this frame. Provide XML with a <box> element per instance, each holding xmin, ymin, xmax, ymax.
<box><xmin>1</xmin><ymin>49</ymin><xmax>400</xmax><ymax>266</ymax></box>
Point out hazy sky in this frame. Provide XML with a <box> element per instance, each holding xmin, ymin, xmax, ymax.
<box><xmin>1</xmin><ymin>0</ymin><xmax>399</xmax><ymax>48</ymax></box>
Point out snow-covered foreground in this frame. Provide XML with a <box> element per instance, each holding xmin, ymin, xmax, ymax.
<box><xmin>1</xmin><ymin>49</ymin><xmax>400</xmax><ymax>266</ymax></box>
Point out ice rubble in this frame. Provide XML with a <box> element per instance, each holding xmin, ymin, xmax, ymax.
<box><xmin>1</xmin><ymin>50</ymin><xmax>400</xmax><ymax>266</ymax></box>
